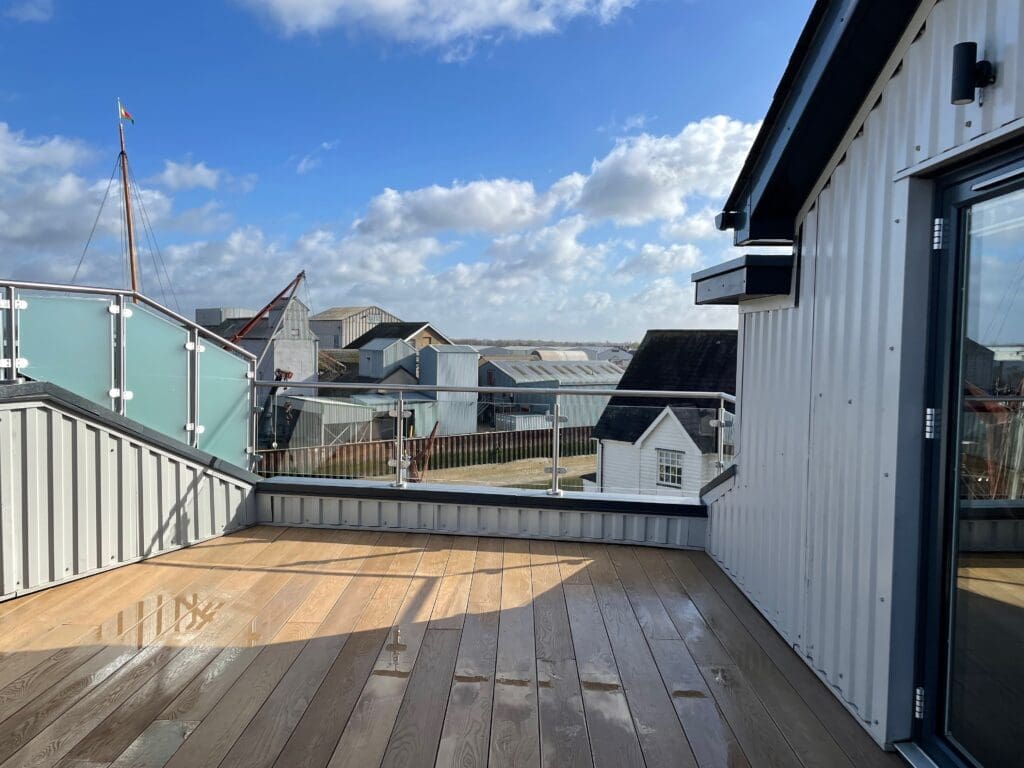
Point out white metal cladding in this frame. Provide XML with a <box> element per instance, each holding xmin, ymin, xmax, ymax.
<box><xmin>256</xmin><ymin>491</ymin><xmax>706</xmax><ymax>549</ymax></box>
<box><xmin>706</xmin><ymin>0</ymin><xmax>1024</xmax><ymax>747</ymax></box>
<box><xmin>0</xmin><ymin>400</ymin><xmax>256</xmax><ymax>600</ymax></box>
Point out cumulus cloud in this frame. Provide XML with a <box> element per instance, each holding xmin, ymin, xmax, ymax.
<box><xmin>2</xmin><ymin>114</ymin><xmax>752</xmax><ymax>340</ymax></box>
<box><xmin>155</xmin><ymin>159</ymin><xmax>222</xmax><ymax>191</ymax></box>
<box><xmin>356</xmin><ymin>178</ymin><xmax>551</xmax><ymax>239</ymax></box>
<box><xmin>615</xmin><ymin>242</ymin><xmax>702</xmax><ymax>277</ymax></box>
<box><xmin>575</xmin><ymin>115</ymin><xmax>759</xmax><ymax>225</ymax></box>
<box><xmin>240</xmin><ymin>0</ymin><xmax>639</xmax><ymax>49</ymax></box>
<box><xmin>3</xmin><ymin>0</ymin><xmax>54</xmax><ymax>22</ymax></box>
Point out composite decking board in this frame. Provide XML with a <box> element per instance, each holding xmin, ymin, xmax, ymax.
<box><xmin>691</xmin><ymin>553</ymin><xmax>903</xmax><ymax>768</ymax></box>
<box><xmin>6</xmin><ymin>533</ymin><xmax>321</xmax><ymax>768</ymax></box>
<box><xmin>0</xmin><ymin>529</ymin><xmax>298</xmax><ymax>766</ymax></box>
<box><xmin>163</xmin><ymin>534</ymin><xmax>414</xmax><ymax>768</ymax></box>
<box><xmin>488</xmin><ymin>538</ymin><xmax>541</xmax><ymax>768</ymax></box>
<box><xmin>160</xmin><ymin>531</ymin><xmax>384</xmax><ymax>725</ymax></box>
<box><xmin>578</xmin><ymin>543</ymin><xmax>699</xmax><ymax>768</ymax></box>
<box><xmin>632</xmin><ymin>546</ymin><xmax>800</xmax><ymax>768</ymax></box>
<box><xmin>529</xmin><ymin>541</ymin><xmax>592</xmax><ymax>768</ymax></box>
<box><xmin>435</xmin><ymin>538</ymin><xmax>502</xmax><ymax>768</ymax></box>
<box><xmin>0</xmin><ymin>529</ymin><xmax>899</xmax><ymax>768</ymax></box>
<box><xmin>662</xmin><ymin>550</ymin><xmax>855</xmax><ymax>768</ymax></box>
<box><xmin>610</xmin><ymin>547</ymin><xmax>746</xmax><ymax>768</ymax></box>
<box><xmin>562</xmin><ymin>583</ymin><xmax>646</xmax><ymax>768</ymax></box>
<box><xmin>221</xmin><ymin>533</ymin><xmax>430</xmax><ymax>768</ymax></box>
<box><xmin>67</xmin><ymin>530</ymin><xmax>346</xmax><ymax>765</ymax></box>
<box><xmin>327</xmin><ymin>536</ymin><xmax>453</xmax><ymax>768</ymax></box>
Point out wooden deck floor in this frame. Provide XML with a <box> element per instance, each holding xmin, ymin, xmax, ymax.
<box><xmin>0</xmin><ymin>527</ymin><xmax>902</xmax><ymax>768</ymax></box>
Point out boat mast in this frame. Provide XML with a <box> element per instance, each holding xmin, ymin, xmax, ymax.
<box><xmin>117</xmin><ymin>100</ymin><xmax>138</xmax><ymax>295</ymax></box>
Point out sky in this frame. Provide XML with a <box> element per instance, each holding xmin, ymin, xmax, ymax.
<box><xmin>0</xmin><ymin>0</ymin><xmax>812</xmax><ymax>342</ymax></box>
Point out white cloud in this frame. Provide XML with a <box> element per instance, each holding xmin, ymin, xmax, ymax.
<box><xmin>615</xmin><ymin>242</ymin><xmax>702</xmax><ymax>277</ymax></box>
<box><xmin>155</xmin><ymin>159</ymin><xmax>222</xmax><ymax>191</ymax></box>
<box><xmin>0</xmin><ymin>122</ymin><xmax>91</xmax><ymax>174</ymax></box>
<box><xmin>660</xmin><ymin>206</ymin><xmax>722</xmax><ymax>242</ymax></box>
<box><xmin>1</xmin><ymin>115</ymin><xmax>749</xmax><ymax>341</ymax></box>
<box><xmin>575</xmin><ymin>115</ymin><xmax>759</xmax><ymax>225</ymax></box>
<box><xmin>3</xmin><ymin>0</ymin><xmax>53</xmax><ymax>22</ymax></box>
<box><xmin>356</xmin><ymin>178</ymin><xmax>551</xmax><ymax>238</ymax></box>
<box><xmin>296</xmin><ymin>140</ymin><xmax>338</xmax><ymax>174</ymax></box>
<box><xmin>240</xmin><ymin>0</ymin><xmax>638</xmax><ymax>50</ymax></box>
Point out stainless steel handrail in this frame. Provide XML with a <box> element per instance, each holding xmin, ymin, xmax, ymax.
<box><xmin>255</xmin><ymin>379</ymin><xmax>736</xmax><ymax>402</ymax></box>
<box><xmin>0</xmin><ymin>278</ymin><xmax>256</xmax><ymax>360</ymax></box>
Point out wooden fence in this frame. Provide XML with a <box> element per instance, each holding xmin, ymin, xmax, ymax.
<box><xmin>256</xmin><ymin>425</ymin><xmax>595</xmax><ymax>479</ymax></box>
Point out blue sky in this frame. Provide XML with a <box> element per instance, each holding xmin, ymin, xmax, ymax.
<box><xmin>0</xmin><ymin>0</ymin><xmax>811</xmax><ymax>341</ymax></box>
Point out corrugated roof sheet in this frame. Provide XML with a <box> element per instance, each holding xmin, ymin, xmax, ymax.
<box><xmin>311</xmin><ymin>306</ymin><xmax>382</xmax><ymax>321</ymax></box>
<box><xmin>345</xmin><ymin>322</ymin><xmax>453</xmax><ymax>349</ymax></box>
<box><xmin>488</xmin><ymin>359</ymin><xmax>623</xmax><ymax>386</ymax></box>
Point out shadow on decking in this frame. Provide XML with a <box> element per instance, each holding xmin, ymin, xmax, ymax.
<box><xmin>0</xmin><ymin>526</ymin><xmax>902</xmax><ymax>768</ymax></box>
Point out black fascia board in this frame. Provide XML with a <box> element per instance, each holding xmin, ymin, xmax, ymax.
<box><xmin>722</xmin><ymin>0</ymin><xmax>922</xmax><ymax>245</ymax></box>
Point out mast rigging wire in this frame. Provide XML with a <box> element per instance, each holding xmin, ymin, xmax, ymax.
<box><xmin>70</xmin><ymin>156</ymin><xmax>121</xmax><ymax>285</ymax></box>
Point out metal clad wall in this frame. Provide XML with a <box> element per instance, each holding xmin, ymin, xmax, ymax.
<box><xmin>0</xmin><ymin>400</ymin><xmax>256</xmax><ymax>599</ymax></box>
<box><xmin>256</xmin><ymin>489</ymin><xmax>706</xmax><ymax>549</ymax></box>
<box><xmin>706</xmin><ymin>0</ymin><xmax>1024</xmax><ymax>746</ymax></box>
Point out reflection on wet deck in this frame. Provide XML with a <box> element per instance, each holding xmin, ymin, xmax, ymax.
<box><xmin>0</xmin><ymin>527</ymin><xmax>900</xmax><ymax>768</ymax></box>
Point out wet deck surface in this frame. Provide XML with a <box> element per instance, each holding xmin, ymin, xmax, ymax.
<box><xmin>0</xmin><ymin>527</ymin><xmax>901</xmax><ymax>768</ymax></box>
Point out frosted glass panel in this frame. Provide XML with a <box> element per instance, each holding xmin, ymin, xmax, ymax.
<box><xmin>125</xmin><ymin>305</ymin><xmax>189</xmax><ymax>442</ymax></box>
<box><xmin>198</xmin><ymin>342</ymin><xmax>250</xmax><ymax>465</ymax></box>
<box><xmin>19</xmin><ymin>293</ymin><xmax>113</xmax><ymax>408</ymax></box>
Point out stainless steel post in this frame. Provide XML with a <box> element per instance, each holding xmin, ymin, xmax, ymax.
<box><xmin>187</xmin><ymin>328</ymin><xmax>200</xmax><ymax>447</ymax></box>
<box><xmin>392</xmin><ymin>390</ymin><xmax>407</xmax><ymax>488</ymax></box>
<box><xmin>718</xmin><ymin>397</ymin><xmax>725</xmax><ymax>468</ymax></box>
<box><xmin>114</xmin><ymin>294</ymin><xmax>127</xmax><ymax>415</ymax></box>
<box><xmin>548</xmin><ymin>395</ymin><xmax>563</xmax><ymax>496</ymax></box>
<box><xmin>3</xmin><ymin>285</ymin><xmax>17</xmax><ymax>383</ymax></box>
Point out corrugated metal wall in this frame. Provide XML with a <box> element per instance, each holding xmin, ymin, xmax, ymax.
<box><xmin>706</xmin><ymin>0</ymin><xmax>1024</xmax><ymax>747</ymax></box>
<box><xmin>0</xmin><ymin>400</ymin><xmax>256</xmax><ymax>600</ymax></box>
<box><xmin>257</xmin><ymin>489</ymin><xmax>706</xmax><ymax>550</ymax></box>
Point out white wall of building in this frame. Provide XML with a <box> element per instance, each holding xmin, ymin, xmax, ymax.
<box><xmin>706</xmin><ymin>0</ymin><xmax>1024</xmax><ymax>747</ymax></box>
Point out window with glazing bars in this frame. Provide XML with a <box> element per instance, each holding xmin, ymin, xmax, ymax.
<box><xmin>656</xmin><ymin>448</ymin><xmax>685</xmax><ymax>487</ymax></box>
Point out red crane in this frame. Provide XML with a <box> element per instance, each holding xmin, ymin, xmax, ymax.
<box><xmin>229</xmin><ymin>271</ymin><xmax>306</xmax><ymax>344</ymax></box>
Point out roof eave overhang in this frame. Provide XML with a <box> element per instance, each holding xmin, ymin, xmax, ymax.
<box><xmin>718</xmin><ymin>0</ymin><xmax>923</xmax><ymax>246</ymax></box>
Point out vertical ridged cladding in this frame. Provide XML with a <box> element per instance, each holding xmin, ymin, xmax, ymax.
<box><xmin>707</xmin><ymin>0</ymin><xmax>1024</xmax><ymax>747</ymax></box>
<box><xmin>257</xmin><ymin>491</ymin><xmax>706</xmax><ymax>549</ymax></box>
<box><xmin>0</xmin><ymin>400</ymin><xmax>256</xmax><ymax>599</ymax></box>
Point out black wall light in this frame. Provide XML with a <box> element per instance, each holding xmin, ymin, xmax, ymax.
<box><xmin>951</xmin><ymin>41</ymin><xmax>996</xmax><ymax>105</ymax></box>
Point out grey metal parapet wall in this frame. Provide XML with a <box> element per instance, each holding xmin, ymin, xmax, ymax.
<box><xmin>0</xmin><ymin>382</ymin><xmax>258</xmax><ymax>601</ymax></box>
<box><xmin>256</xmin><ymin>477</ymin><xmax>707</xmax><ymax>550</ymax></box>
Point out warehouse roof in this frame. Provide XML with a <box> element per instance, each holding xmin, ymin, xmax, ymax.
<box><xmin>311</xmin><ymin>306</ymin><xmax>396</xmax><ymax>322</ymax></box>
<box><xmin>345</xmin><ymin>322</ymin><xmax>453</xmax><ymax>349</ymax></box>
<box><xmin>593</xmin><ymin>329</ymin><xmax>736</xmax><ymax>444</ymax></box>
<box><xmin>483</xmin><ymin>359</ymin><xmax>623</xmax><ymax>386</ymax></box>
<box><xmin>359</xmin><ymin>337</ymin><xmax>411</xmax><ymax>352</ymax></box>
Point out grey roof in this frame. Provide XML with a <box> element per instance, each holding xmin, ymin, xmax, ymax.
<box><xmin>485</xmin><ymin>359</ymin><xmax>623</xmax><ymax>386</ymax></box>
<box><xmin>592</xmin><ymin>329</ymin><xmax>736</xmax><ymax>444</ymax></box>
<box><xmin>360</xmin><ymin>337</ymin><xmax>408</xmax><ymax>352</ymax></box>
<box><xmin>345</xmin><ymin>322</ymin><xmax>453</xmax><ymax>349</ymax></box>
<box><xmin>311</xmin><ymin>306</ymin><xmax>395</xmax><ymax>321</ymax></box>
<box><xmin>425</xmin><ymin>344</ymin><xmax>479</xmax><ymax>355</ymax></box>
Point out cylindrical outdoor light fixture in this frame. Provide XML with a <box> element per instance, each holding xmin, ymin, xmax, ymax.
<box><xmin>951</xmin><ymin>41</ymin><xmax>996</xmax><ymax>105</ymax></box>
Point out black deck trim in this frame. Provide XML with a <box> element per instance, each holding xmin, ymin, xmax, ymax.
<box><xmin>256</xmin><ymin>477</ymin><xmax>707</xmax><ymax>518</ymax></box>
<box><xmin>0</xmin><ymin>381</ymin><xmax>260</xmax><ymax>484</ymax></box>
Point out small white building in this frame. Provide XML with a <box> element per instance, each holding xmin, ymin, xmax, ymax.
<box><xmin>587</xmin><ymin>406</ymin><xmax>722</xmax><ymax>498</ymax></box>
<box><xmin>588</xmin><ymin>329</ymin><xmax>736</xmax><ymax>497</ymax></box>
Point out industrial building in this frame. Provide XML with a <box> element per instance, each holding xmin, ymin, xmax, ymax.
<box><xmin>345</xmin><ymin>321</ymin><xmax>452</xmax><ymax>350</ymax></box>
<box><xmin>197</xmin><ymin>296</ymin><xmax>318</xmax><ymax>386</ymax></box>
<box><xmin>588</xmin><ymin>330</ymin><xmax>736</xmax><ymax>497</ymax></box>
<box><xmin>419</xmin><ymin>344</ymin><xmax>479</xmax><ymax>436</ymax></box>
<box><xmin>479</xmin><ymin>358</ymin><xmax>622</xmax><ymax>429</ymax></box>
<box><xmin>694</xmin><ymin>1</ymin><xmax>1024</xmax><ymax>764</ymax></box>
<box><xmin>357</xmin><ymin>338</ymin><xmax>416</xmax><ymax>381</ymax></box>
<box><xmin>309</xmin><ymin>305</ymin><xmax>400</xmax><ymax>349</ymax></box>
